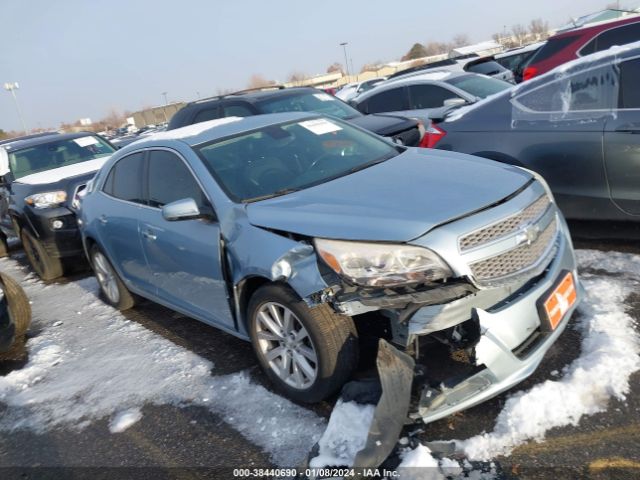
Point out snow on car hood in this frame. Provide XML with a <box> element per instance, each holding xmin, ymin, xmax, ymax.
<box><xmin>16</xmin><ymin>156</ymin><xmax>112</xmax><ymax>185</ymax></box>
<box><xmin>246</xmin><ymin>149</ymin><xmax>532</xmax><ymax>242</ymax></box>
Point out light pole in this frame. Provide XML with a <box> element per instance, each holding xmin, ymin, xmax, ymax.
<box><xmin>4</xmin><ymin>82</ymin><xmax>28</xmax><ymax>133</ymax></box>
<box><xmin>340</xmin><ymin>42</ymin><xmax>350</xmax><ymax>78</ymax></box>
<box><xmin>161</xmin><ymin>91</ymin><xmax>168</xmax><ymax>122</ymax></box>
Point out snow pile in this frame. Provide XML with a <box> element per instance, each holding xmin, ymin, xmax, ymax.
<box><xmin>309</xmin><ymin>400</ymin><xmax>375</xmax><ymax>468</ymax></box>
<box><xmin>458</xmin><ymin>249</ymin><xmax>640</xmax><ymax>459</ymax></box>
<box><xmin>398</xmin><ymin>445</ymin><xmax>493</xmax><ymax>479</ymax></box>
<box><xmin>0</xmin><ymin>258</ymin><xmax>324</xmax><ymax>466</ymax></box>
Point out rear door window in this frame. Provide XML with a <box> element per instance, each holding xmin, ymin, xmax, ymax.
<box><xmin>193</xmin><ymin>107</ymin><xmax>221</xmax><ymax>123</ymax></box>
<box><xmin>147</xmin><ymin>149</ymin><xmax>208</xmax><ymax>208</ymax></box>
<box><xmin>223</xmin><ymin>104</ymin><xmax>254</xmax><ymax>117</ymax></box>
<box><xmin>365</xmin><ymin>87</ymin><xmax>408</xmax><ymax>113</ymax></box>
<box><xmin>103</xmin><ymin>152</ymin><xmax>145</xmax><ymax>204</ymax></box>
<box><xmin>512</xmin><ymin>64</ymin><xmax>618</xmax><ymax>117</ymax></box>
<box><xmin>581</xmin><ymin>21</ymin><xmax>640</xmax><ymax>55</ymax></box>
<box><xmin>408</xmin><ymin>85</ymin><xmax>461</xmax><ymax>109</ymax></box>
<box><xmin>618</xmin><ymin>57</ymin><xmax>640</xmax><ymax>109</ymax></box>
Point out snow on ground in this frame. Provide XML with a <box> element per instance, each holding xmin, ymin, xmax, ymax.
<box><xmin>308</xmin><ymin>400</ymin><xmax>375</xmax><ymax>468</ymax></box>
<box><xmin>0</xmin><ymin>257</ymin><xmax>324</xmax><ymax>467</ymax></box>
<box><xmin>400</xmin><ymin>249</ymin><xmax>640</xmax><ymax>469</ymax></box>
<box><xmin>2</xmin><ymin>248</ymin><xmax>639</xmax><ymax>470</ymax></box>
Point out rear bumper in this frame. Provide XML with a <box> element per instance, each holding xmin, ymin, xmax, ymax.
<box><xmin>413</xmin><ymin>217</ymin><xmax>583</xmax><ymax>423</ymax></box>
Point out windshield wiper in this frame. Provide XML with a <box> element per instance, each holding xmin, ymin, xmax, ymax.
<box><xmin>246</xmin><ymin>187</ymin><xmax>300</xmax><ymax>203</ymax></box>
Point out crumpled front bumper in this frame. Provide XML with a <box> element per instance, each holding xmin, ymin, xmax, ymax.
<box><xmin>412</xmin><ymin>217</ymin><xmax>583</xmax><ymax>424</ymax></box>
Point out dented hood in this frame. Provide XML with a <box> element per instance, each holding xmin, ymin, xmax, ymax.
<box><xmin>246</xmin><ymin>149</ymin><xmax>532</xmax><ymax>242</ymax></box>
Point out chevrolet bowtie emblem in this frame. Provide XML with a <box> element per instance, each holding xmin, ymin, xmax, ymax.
<box><xmin>516</xmin><ymin>224</ymin><xmax>541</xmax><ymax>246</ymax></box>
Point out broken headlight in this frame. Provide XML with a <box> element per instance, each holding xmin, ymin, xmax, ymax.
<box><xmin>315</xmin><ymin>238</ymin><xmax>452</xmax><ymax>287</ymax></box>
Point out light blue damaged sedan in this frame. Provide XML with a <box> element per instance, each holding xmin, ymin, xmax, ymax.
<box><xmin>78</xmin><ymin>112</ymin><xmax>582</xmax><ymax>421</ymax></box>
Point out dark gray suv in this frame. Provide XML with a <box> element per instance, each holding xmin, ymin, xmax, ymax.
<box><xmin>168</xmin><ymin>87</ymin><xmax>424</xmax><ymax>147</ymax></box>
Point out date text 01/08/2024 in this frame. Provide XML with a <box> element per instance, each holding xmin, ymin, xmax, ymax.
<box><xmin>232</xmin><ymin>468</ymin><xmax>400</xmax><ymax>477</ymax></box>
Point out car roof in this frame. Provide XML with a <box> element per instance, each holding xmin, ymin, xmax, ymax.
<box><xmin>2</xmin><ymin>131</ymin><xmax>101</xmax><ymax>152</ymax></box>
<box><xmin>355</xmin><ymin>70</ymin><xmax>468</xmax><ymax>102</ymax></box>
<box><xmin>495</xmin><ymin>41</ymin><xmax>546</xmax><ymax>58</ymax></box>
<box><xmin>126</xmin><ymin>112</ymin><xmax>320</xmax><ymax>149</ymax></box>
<box><xmin>188</xmin><ymin>87</ymin><xmax>318</xmax><ymax>108</ymax></box>
<box><xmin>384</xmin><ymin>69</ymin><xmax>463</xmax><ymax>85</ymax></box>
<box><xmin>0</xmin><ymin>131</ymin><xmax>59</xmax><ymax>147</ymax></box>
<box><xmin>553</xmin><ymin>13</ymin><xmax>640</xmax><ymax>38</ymax></box>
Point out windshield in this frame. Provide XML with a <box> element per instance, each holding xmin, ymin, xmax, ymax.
<box><xmin>8</xmin><ymin>135</ymin><xmax>115</xmax><ymax>179</ymax></box>
<box><xmin>258</xmin><ymin>91</ymin><xmax>362</xmax><ymax>120</ymax></box>
<box><xmin>195</xmin><ymin>117</ymin><xmax>399</xmax><ymax>202</ymax></box>
<box><xmin>446</xmin><ymin>74</ymin><xmax>512</xmax><ymax>99</ymax></box>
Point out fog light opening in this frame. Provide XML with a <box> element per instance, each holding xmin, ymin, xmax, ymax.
<box><xmin>51</xmin><ymin>219</ymin><xmax>64</xmax><ymax>230</ymax></box>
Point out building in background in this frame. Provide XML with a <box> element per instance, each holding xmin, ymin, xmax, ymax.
<box><xmin>131</xmin><ymin>102</ymin><xmax>186</xmax><ymax>127</ymax></box>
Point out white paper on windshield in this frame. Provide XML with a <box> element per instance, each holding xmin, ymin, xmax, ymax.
<box><xmin>73</xmin><ymin>136</ymin><xmax>99</xmax><ymax>147</ymax></box>
<box><xmin>299</xmin><ymin>119</ymin><xmax>342</xmax><ymax>135</ymax></box>
<box><xmin>312</xmin><ymin>93</ymin><xmax>333</xmax><ymax>102</ymax></box>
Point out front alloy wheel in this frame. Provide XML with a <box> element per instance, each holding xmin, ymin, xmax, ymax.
<box><xmin>255</xmin><ymin>302</ymin><xmax>318</xmax><ymax>390</ymax></box>
<box><xmin>248</xmin><ymin>284</ymin><xmax>358</xmax><ymax>403</ymax></box>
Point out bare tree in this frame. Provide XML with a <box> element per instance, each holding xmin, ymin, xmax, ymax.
<box><xmin>247</xmin><ymin>74</ymin><xmax>275</xmax><ymax>89</ymax></box>
<box><xmin>286</xmin><ymin>72</ymin><xmax>307</xmax><ymax>86</ymax></box>
<box><xmin>529</xmin><ymin>18</ymin><xmax>550</xmax><ymax>40</ymax></box>
<box><xmin>512</xmin><ymin>24</ymin><xmax>528</xmax><ymax>46</ymax></box>
<box><xmin>326</xmin><ymin>62</ymin><xmax>343</xmax><ymax>74</ymax></box>
<box><xmin>451</xmin><ymin>34</ymin><xmax>470</xmax><ymax>48</ymax></box>
<box><xmin>423</xmin><ymin>41</ymin><xmax>450</xmax><ymax>56</ymax></box>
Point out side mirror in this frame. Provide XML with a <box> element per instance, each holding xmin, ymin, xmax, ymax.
<box><xmin>443</xmin><ymin>98</ymin><xmax>468</xmax><ymax>107</ymax></box>
<box><xmin>162</xmin><ymin>198</ymin><xmax>212</xmax><ymax>222</ymax></box>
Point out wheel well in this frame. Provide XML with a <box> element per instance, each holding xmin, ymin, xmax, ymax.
<box><xmin>237</xmin><ymin>276</ymin><xmax>271</xmax><ymax>330</ymax></box>
<box><xmin>473</xmin><ymin>151</ymin><xmax>524</xmax><ymax>167</ymax></box>
<box><xmin>83</xmin><ymin>236</ymin><xmax>97</xmax><ymax>260</ymax></box>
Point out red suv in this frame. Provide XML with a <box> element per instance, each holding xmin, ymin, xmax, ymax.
<box><xmin>524</xmin><ymin>15</ymin><xmax>640</xmax><ymax>80</ymax></box>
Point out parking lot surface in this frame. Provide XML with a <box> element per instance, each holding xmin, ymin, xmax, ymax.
<box><xmin>0</xmin><ymin>228</ymin><xmax>639</xmax><ymax>479</ymax></box>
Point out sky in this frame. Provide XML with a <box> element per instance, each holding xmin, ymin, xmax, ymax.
<box><xmin>0</xmin><ymin>0</ymin><xmax>632</xmax><ymax>131</ymax></box>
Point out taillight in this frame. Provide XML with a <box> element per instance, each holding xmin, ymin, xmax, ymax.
<box><xmin>419</xmin><ymin>124</ymin><xmax>446</xmax><ymax>148</ymax></box>
<box><xmin>523</xmin><ymin>66</ymin><xmax>538</xmax><ymax>81</ymax></box>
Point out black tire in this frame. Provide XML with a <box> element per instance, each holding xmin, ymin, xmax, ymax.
<box><xmin>21</xmin><ymin>229</ymin><xmax>64</xmax><ymax>281</ymax></box>
<box><xmin>90</xmin><ymin>245</ymin><xmax>136</xmax><ymax>310</ymax></box>
<box><xmin>0</xmin><ymin>231</ymin><xmax>9</xmax><ymax>258</ymax></box>
<box><xmin>0</xmin><ymin>272</ymin><xmax>31</xmax><ymax>337</ymax></box>
<box><xmin>248</xmin><ymin>283</ymin><xmax>358</xmax><ymax>403</ymax></box>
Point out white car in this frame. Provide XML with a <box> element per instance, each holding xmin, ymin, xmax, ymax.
<box><xmin>335</xmin><ymin>78</ymin><xmax>387</xmax><ymax>102</ymax></box>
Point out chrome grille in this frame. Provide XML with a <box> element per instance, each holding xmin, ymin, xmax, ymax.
<box><xmin>459</xmin><ymin>195</ymin><xmax>550</xmax><ymax>252</ymax></box>
<box><xmin>469</xmin><ymin>217</ymin><xmax>557</xmax><ymax>285</ymax></box>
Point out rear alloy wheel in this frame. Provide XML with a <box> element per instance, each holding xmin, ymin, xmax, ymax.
<box><xmin>90</xmin><ymin>245</ymin><xmax>135</xmax><ymax>310</ymax></box>
<box><xmin>248</xmin><ymin>284</ymin><xmax>358</xmax><ymax>403</ymax></box>
<box><xmin>21</xmin><ymin>229</ymin><xmax>63</xmax><ymax>281</ymax></box>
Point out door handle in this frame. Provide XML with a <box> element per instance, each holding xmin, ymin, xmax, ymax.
<box><xmin>99</xmin><ymin>215</ymin><xmax>108</xmax><ymax>225</ymax></box>
<box><xmin>142</xmin><ymin>230</ymin><xmax>157</xmax><ymax>241</ymax></box>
